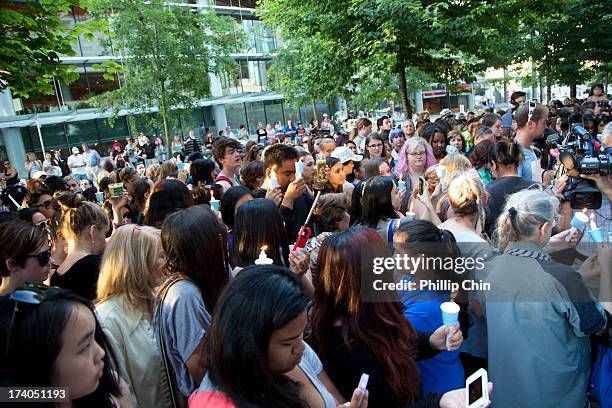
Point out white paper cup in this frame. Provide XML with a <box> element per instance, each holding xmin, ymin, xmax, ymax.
<box><xmin>441</xmin><ymin>301</ymin><xmax>460</xmax><ymax>326</ymax></box>
<box><xmin>404</xmin><ymin>211</ymin><xmax>415</xmax><ymax>221</ymax></box>
<box><xmin>210</xmin><ymin>199</ymin><xmax>220</xmax><ymax>211</ymax></box>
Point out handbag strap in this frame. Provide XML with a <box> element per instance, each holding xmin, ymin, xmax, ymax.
<box><xmin>156</xmin><ymin>275</ymin><xmax>185</xmax><ymax>408</ymax></box>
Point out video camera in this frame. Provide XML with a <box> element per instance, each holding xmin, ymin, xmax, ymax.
<box><xmin>547</xmin><ymin>124</ymin><xmax>611</xmax><ymax>209</ymax></box>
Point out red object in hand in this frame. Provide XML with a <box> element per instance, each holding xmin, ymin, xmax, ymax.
<box><xmin>292</xmin><ymin>226</ymin><xmax>311</xmax><ymax>252</ymax></box>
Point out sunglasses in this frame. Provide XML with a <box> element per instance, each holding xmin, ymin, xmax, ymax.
<box><xmin>35</xmin><ymin>200</ymin><xmax>56</xmax><ymax>209</ymax></box>
<box><xmin>35</xmin><ymin>218</ymin><xmax>50</xmax><ymax>228</ymax></box>
<box><xmin>18</xmin><ymin>250</ymin><xmax>52</xmax><ymax>267</ymax></box>
<box><xmin>10</xmin><ymin>283</ymin><xmax>50</xmax><ymax>307</ymax></box>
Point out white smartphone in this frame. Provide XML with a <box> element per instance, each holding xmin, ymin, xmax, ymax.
<box><xmin>465</xmin><ymin>368</ymin><xmax>489</xmax><ymax>408</ymax></box>
<box><xmin>357</xmin><ymin>373</ymin><xmax>369</xmax><ymax>408</ymax></box>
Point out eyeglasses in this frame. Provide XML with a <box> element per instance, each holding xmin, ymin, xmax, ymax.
<box><xmin>368</xmin><ymin>143</ymin><xmax>383</xmax><ymax>150</ymax></box>
<box><xmin>19</xmin><ymin>250</ymin><xmax>52</xmax><ymax>267</ymax></box>
<box><xmin>528</xmin><ymin>100</ymin><xmax>537</xmax><ymax>121</ymax></box>
<box><xmin>35</xmin><ymin>200</ymin><xmax>55</xmax><ymax>209</ymax></box>
<box><xmin>409</xmin><ymin>151</ymin><xmax>425</xmax><ymax>158</ymax></box>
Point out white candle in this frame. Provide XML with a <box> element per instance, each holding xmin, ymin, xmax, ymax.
<box><xmin>589</xmin><ymin>213</ymin><xmax>597</xmax><ymax>231</ymax></box>
<box><xmin>255</xmin><ymin>245</ymin><xmax>274</xmax><ymax>265</ymax></box>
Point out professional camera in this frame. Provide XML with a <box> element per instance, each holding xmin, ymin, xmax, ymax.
<box><xmin>546</xmin><ymin>124</ymin><xmax>611</xmax><ymax>209</ymax></box>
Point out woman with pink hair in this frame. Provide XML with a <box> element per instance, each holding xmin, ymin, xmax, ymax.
<box><xmin>394</xmin><ymin>137</ymin><xmax>436</xmax><ymax>184</ymax></box>
<box><xmin>394</xmin><ymin>137</ymin><xmax>438</xmax><ymax>218</ymax></box>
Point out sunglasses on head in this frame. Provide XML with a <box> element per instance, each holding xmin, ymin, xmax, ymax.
<box><xmin>10</xmin><ymin>283</ymin><xmax>51</xmax><ymax>313</ymax></box>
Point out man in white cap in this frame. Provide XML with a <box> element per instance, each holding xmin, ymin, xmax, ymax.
<box><xmin>67</xmin><ymin>146</ymin><xmax>87</xmax><ymax>181</ymax></box>
<box><xmin>439</xmin><ymin>108</ymin><xmax>455</xmax><ymax>120</ymax></box>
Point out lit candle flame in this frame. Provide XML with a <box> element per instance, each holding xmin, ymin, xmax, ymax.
<box><xmin>261</xmin><ymin>245</ymin><xmax>268</xmax><ymax>252</ymax></box>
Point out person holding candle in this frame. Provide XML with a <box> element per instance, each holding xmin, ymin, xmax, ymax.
<box><xmin>263</xmin><ymin>144</ymin><xmax>311</xmax><ymax>243</ymax></box>
<box><xmin>233</xmin><ymin>199</ymin><xmax>313</xmax><ymax>295</ymax></box>
<box><xmin>484</xmin><ymin>189</ymin><xmax>607</xmax><ymax>407</ymax></box>
<box><xmin>189</xmin><ymin>265</ymin><xmax>368</xmax><ymax>408</ymax></box>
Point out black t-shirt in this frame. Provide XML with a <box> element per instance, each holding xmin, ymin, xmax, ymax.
<box><xmin>50</xmin><ymin>254</ymin><xmax>102</xmax><ymax>301</ymax></box>
<box><xmin>485</xmin><ymin>176</ymin><xmax>539</xmax><ymax>236</ymax></box>
<box><xmin>319</xmin><ymin>327</ymin><xmax>441</xmax><ymax>408</ymax></box>
<box><xmin>143</xmin><ymin>142</ymin><xmax>156</xmax><ymax>159</ymax></box>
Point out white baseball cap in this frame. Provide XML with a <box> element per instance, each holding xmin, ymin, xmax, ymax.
<box><xmin>440</xmin><ymin>108</ymin><xmax>454</xmax><ymax>118</ymax></box>
<box><xmin>331</xmin><ymin>146</ymin><xmax>363</xmax><ymax>163</ymax></box>
<box><xmin>32</xmin><ymin>171</ymin><xmax>48</xmax><ymax>179</ymax></box>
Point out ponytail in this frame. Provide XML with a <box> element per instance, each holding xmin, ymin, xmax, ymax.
<box><xmin>55</xmin><ymin>191</ymin><xmax>108</xmax><ymax>240</ymax></box>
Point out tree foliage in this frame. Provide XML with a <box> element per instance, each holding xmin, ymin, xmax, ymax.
<box><xmin>0</xmin><ymin>0</ymin><xmax>99</xmax><ymax>98</ymax></box>
<box><xmin>88</xmin><ymin>0</ymin><xmax>242</xmax><ymax>146</ymax></box>
<box><xmin>258</xmin><ymin>0</ymin><xmax>519</xmax><ymax>115</ymax></box>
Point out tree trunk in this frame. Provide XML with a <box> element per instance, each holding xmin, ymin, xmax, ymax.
<box><xmin>311</xmin><ymin>100</ymin><xmax>317</xmax><ymax>123</ymax></box>
<box><xmin>503</xmin><ymin>68</ymin><xmax>508</xmax><ymax>103</ymax></box>
<box><xmin>546</xmin><ymin>76</ymin><xmax>552</xmax><ymax>103</ymax></box>
<box><xmin>159</xmin><ymin>80</ymin><xmax>172</xmax><ymax>149</ymax></box>
<box><xmin>569</xmin><ymin>81</ymin><xmax>577</xmax><ymax>98</ymax></box>
<box><xmin>397</xmin><ymin>59</ymin><xmax>412</xmax><ymax>118</ymax></box>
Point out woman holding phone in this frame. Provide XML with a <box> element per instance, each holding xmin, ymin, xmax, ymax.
<box><xmin>189</xmin><ymin>265</ymin><xmax>367</xmax><ymax>408</ymax></box>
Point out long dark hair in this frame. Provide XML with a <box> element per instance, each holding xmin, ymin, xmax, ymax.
<box><xmin>0</xmin><ymin>287</ymin><xmax>122</xmax><ymax>407</ymax></box>
<box><xmin>311</xmin><ymin>227</ymin><xmax>420</xmax><ymax>402</ymax></box>
<box><xmin>207</xmin><ymin>265</ymin><xmax>309</xmax><ymax>407</ymax></box>
<box><xmin>220</xmin><ymin>186</ymin><xmax>253</xmax><ymax>230</ymax></box>
<box><xmin>394</xmin><ymin>220</ymin><xmax>463</xmax><ymax>286</ymax></box>
<box><xmin>190</xmin><ymin>159</ymin><xmax>216</xmax><ymax>186</ymax></box>
<box><xmin>161</xmin><ymin>205</ymin><xmax>228</xmax><ymax>313</ymax></box>
<box><xmin>360</xmin><ymin>176</ymin><xmax>397</xmax><ymax>228</ymax></box>
<box><xmin>233</xmin><ymin>199</ymin><xmax>290</xmax><ymax>268</ymax></box>
<box><xmin>144</xmin><ymin>179</ymin><xmax>194</xmax><ymax>228</ymax></box>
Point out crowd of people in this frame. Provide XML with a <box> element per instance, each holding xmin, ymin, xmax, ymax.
<box><xmin>0</xmin><ymin>84</ymin><xmax>611</xmax><ymax>408</ymax></box>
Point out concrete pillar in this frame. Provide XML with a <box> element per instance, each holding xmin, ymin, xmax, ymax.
<box><xmin>1</xmin><ymin>128</ymin><xmax>27</xmax><ymax>178</ymax></box>
<box><xmin>0</xmin><ymin>88</ymin><xmax>27</xmax><ymax>177</ymax></box>
<box><xmin>414</xmin><ymin>90</ymin><xmax>424</xmax><ymax>116</ymax></box>
<box><xmin>212</xmin><ymin>105</ymin><xmax>227</xmax><ymax>135</ymax></box>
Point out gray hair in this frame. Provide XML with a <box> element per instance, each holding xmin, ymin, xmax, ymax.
<box><xmin>495</xmin><ymin>189</ymin><xmax>558</xmax><ymax>251</ymax></box>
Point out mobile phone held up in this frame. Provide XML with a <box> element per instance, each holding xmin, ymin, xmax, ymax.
<box><xmin>357</xmin><ymin>373</ymin><xmax>369</xmax><ymax>408</ymax></box>
<box><xmin>466</xmin><ymin>368</ymin><xmax>490</xmax><ymax>408</ymax></box>
<box><xmin>418</xmin><ymin>176</ymin><xmax>427</xmax><ymax>196</ymax></box>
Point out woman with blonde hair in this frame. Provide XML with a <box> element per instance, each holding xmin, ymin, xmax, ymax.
<box><xmin>24</xmin><ymin>152</ymin><xmax>43</xmax><ymax>178</ymax></box>
<box><xmin>96</xmin><ymin>225</ymin><xmax>172</xmax><ymax>408</ymax></box>
<box><xmin>50</xmin><ymin>191</ymin><xmax>109</xmax><ymax>300</ymax></box>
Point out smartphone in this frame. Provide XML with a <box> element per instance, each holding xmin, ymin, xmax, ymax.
<box><xmin>465</xmin><ymin>368</ymin><xmax>489</xmax><ymax>408</ymax></box>
<box><xmin>108</xmin><ymin>183</ymin><xmax>124</xmax><ymax>198</ymax></box>
<box><xmin>418</xmin><ymin>176</ymin><xmax>427</xmax><ymax>195</ymax></box>
<box><xmin>316</xmin><ymin>159</ymin><xmax>327</xmax><ymax>183</ymax></box>
<box><xmin>357</xmin><ymin>373</ymin><xmax>369</xmax><ymax>408</ymax></box>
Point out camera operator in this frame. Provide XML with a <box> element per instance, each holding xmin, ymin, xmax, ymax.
<box><xmin>501</xmin><ymin>91</ymin><xmax>526</xmax><ymax>130</ymax></box>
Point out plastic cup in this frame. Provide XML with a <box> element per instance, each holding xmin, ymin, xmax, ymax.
<box><xmin>570</xmin><ymin>212</ymin><xmax>589</xmax><ymax>229</ymax></box>
<box><xmin>588</xmin><ymin>228</ymin><xmax>606</xmax><ymax>243</ymax></box>
<box><xmin>397</xmin><ymin>179</ymin><xmax>406</xmax><ymax>192</ymax></box>
<box><xmin>440</xmin><ymin>301</ymin><xmax>460</xmax><ymax>326</ymax></box>
<box><xmin>404</xmin><ymin>212</ymin><xmax>415</xmax><ymax>222</ymax></box>
<box><xmin>95</xmin><ymin>192</ymin><xmax>104</xmax><ymax>203</ymax></box>
<box><xmin>210</xmin><ymin>199</ymin><xmax>220</xmax><ymax>211</ymax></box>
<box><xmin>441</xmin><ymin>301</ymin><xmax>460</xmax><ymax>350</ymax></box>
<box><xmin>565</xmin><ymin>212</ymin><xmax>589</xmax><ymax>242</ymax></box>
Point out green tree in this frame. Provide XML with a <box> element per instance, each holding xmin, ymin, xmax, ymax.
<box><xmin>88</xmin><ymin>0</ymin><xmax>242</xmax><ymax>147</ymax></box>
<box><xmin>0</xmin><ymin>0</ymin><xmax>97</xmax><ymax>98</ymax></box>
<box><xmin>258</xmin><ymin>0</ymin><xmax>519</xmax><ymax>117</ymax></box>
